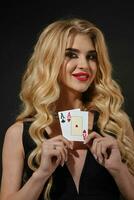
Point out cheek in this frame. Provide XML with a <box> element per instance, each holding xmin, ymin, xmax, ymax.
<box><xmin>90</xmin><ymin>63</ymin><xmax>97</xmax><ymax>76</ymax></box>
<box><xmin>58</xmin><ymin>63</ymin><xmax>69</xmax><ymax>82</ymax></box>
<box><xmin>65</xmin><ymin>59</ymin><xmax>77</xmax><ymax>72</ymax></box>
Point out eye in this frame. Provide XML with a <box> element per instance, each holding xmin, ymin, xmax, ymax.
<box><xmin>65</xmin><ymin>51</ymin><xmax>78</xmax><ymax>59</ymax></box>
<box><xmin>87</xmin><ymin>51</ymin><xmax>97</xmax><ymax>61</ymax></box>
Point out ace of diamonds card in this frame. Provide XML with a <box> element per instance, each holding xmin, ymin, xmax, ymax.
<box><xmin>58</xmin><ymin>109</ymin><xmax>88</xmax><ymax>141</ymax></box>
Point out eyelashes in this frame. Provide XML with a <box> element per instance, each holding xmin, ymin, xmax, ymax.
<box><xmin>86</xmin><ymin>52</ymin><xmax>97</xmax><ymax>61</ymax></box>
<box><xmin>65</xmin><ymin>51</ymin><xmax>77</xmax><ymax>59</ymax></box>
<box><xmin>65</xmin><ymin>50</ymin><xmax>97</xmax><ymax>61</ymax></box>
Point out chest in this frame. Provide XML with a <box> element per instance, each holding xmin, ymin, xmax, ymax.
<box><xmin>66</xmin><ymin>149</ymin><xmax>87</xmax><ymax>192</ymax></box>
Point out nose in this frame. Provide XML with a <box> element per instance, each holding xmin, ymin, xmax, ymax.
<box><xmin>78</xmin><ymin>56</ymin><xmax>89</xmax><ymax>70</ymax></box>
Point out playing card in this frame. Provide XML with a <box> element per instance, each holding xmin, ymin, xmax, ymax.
<box><xmin>71</xmin><ymin>116</ymin><xmax>83</xmax><ymax>135</ymax></box>
<box><xmin>58</xmin><ymin>109</ymin><xmax>88</xmax><ymax>141</ymax></box>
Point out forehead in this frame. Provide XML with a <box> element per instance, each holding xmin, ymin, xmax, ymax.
<box><xmin>66</xmin><ymin>33</ymin><xmax>95</xmax><ymax>50</ymax></box>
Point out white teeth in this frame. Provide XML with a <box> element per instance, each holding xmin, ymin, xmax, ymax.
<box><xmin>79</xmin><ymin>75</ymin><xmax>87</xmax><ymax>78</ymax></box>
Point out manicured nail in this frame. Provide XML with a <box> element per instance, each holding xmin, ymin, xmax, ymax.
<box><xmin>99</xmin><ymin>158</ymin><xmax>103</xmax><ymax>163</ymax></box>
<box><xmin>94</xmin><ymin>154</ymin><xmax>97</xmax><ymax>160</ymax></box>
<box><xmin>83</xmin><ymin>140</ymin><xmax>87</xmax><ymax>144</ymax></box>
<box><xmin>61</xmin><ymin>162</ymin><xmax>64</xmax><ymax>167</ymax></box>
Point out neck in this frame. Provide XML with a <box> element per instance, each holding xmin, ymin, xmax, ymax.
<box><xmin>55</xmin><ymin>89</ymin><xmax>84</xmax><ymax>112</ymax></box>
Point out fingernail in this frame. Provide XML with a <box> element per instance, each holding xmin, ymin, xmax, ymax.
<box><xmin>99</xmin><ymin>158</ymin><xmax>102</xmax><ymax>163</ymax></box>
<box><xmin>83</xmin><ymin>140</ymin><xmax>87</xmax><ymax>144</ymax></box>
<box><xmin>61</xmin><ymin>162</ymin><xmax>64</xmax><ymax>167</ymax></box>
<box><xmin>94</xmin><ymin>154</ymin><xmax>97</xmax><ymax>160</ymax></box>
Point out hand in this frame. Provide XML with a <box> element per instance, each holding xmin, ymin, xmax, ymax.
<box><xmin>38</xmin><ymin>135</ymin><xmax>73</xmax><ymax>177</ymax></box>
<box><xmin>84</xmin><ymin>132</ymin><xmax>124</xmax><ymax>176</ymax></box>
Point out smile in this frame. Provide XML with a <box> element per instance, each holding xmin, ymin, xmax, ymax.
<box><xmin>72</xmin><ymin>72</ymin><xmax>90</xmax><ymax>81</ymax></box>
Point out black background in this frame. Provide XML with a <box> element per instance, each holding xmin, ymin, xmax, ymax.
<box><xmin>0</xmin><ymin>1</ymin><xmax>134</xmax><ymax>180</ymax></box>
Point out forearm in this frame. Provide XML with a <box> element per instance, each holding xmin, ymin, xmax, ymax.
<box><xmin>3</xmin><ymin>170</ymin><xmax>50</xmax><ymax>200</ymax></box>
<box><xmin>113</xmin><ymin>163</ymin><xmax>134</xmax><ymax>200</ymax></box>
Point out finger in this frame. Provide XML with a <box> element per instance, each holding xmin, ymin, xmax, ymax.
<box><xmin>51</xmin><ymin>135</ymin><xmax>73</xmax><ymax>149</ymax></box>
<box><xmin>60</xmin><ymin>137</ymin><xmax>73</xmax><ymax>150</ymax></box>
<box><xmin>42</xmin><ymin>139</ymin><xmax>69</xmax><ymax>165</ymax></box>
<box><xmin>55</xmin><ymin>146</ymin><xmax>67</xmax><ymax>166</ymax></box>
<box><xmin>90</xmin><ymin>137</ymin><xmax>103</xmax><ymax>162</ymax></box>
<box><xmin>42</xmin><ymin>145</ymin><xmax>61</xmax><ymax>162</ymax></box>
<box><xmin>55</xmin><ymin>153</ymin><xmax>62</xmax><ymax>166</ymax></box>
<box><xmin>96</xmin><ymin>142</ymin><xmax>104</xmax><ymax>164</ymax></box>
<box><xmin>91</xmin><ymin>140</ymin><xmax>98</xmax><ymax>160</ymax></box>
<box><xmin>101</xmin><ymin>143</ymin><xmax>108</xmax><ymax>159</ymax></box>
<box><xmin>91</xmin><ymin>138</ymin><xmax>98</xmax><ymax>155</ymax></box>
<box><xmin>90</xmin><ymin>137</ymin><xmax>102</xmax><ymax>153</ymax></box>
<box><xmin>58</xmin><ymin>145</ymin><xmax>68</xmax><ymax>162</ymax></box>
<box><xmin>51</xmin><ymin>149</ymin><xmax>62</xmax><ymax>166</ymax></box>
<box><xmin>48</xmin><ymin>147</ymin><xmax>64</xmax><ymax>167</ymax></box>
<box><xmin>49</xmin><ymin>141</ymin><xmax>69</xmax><ymax>161</ymax></box>
<box><xmin>83</xmin><ymin>131</ymin><xmax>101</xmax><ymax>145</ymax></box>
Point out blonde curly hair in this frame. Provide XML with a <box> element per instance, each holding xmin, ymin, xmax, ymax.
<box><xmin>17</xmin><ymin>18</ymin><xmax>134</xmax><ymax>199</ymax></box>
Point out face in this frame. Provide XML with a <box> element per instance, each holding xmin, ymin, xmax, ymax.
<box><xmin>59</xmin><ymin>33</ymin><xmax>97</xmax><ymax>94</ymax></box>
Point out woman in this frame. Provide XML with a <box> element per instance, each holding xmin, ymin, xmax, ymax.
<box><xmin>1</xmin><ymin>18</ymin><xmax>134</xmax><ymax>200</ymax></box>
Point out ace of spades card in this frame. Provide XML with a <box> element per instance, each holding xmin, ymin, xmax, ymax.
<box><xmin>58</xmin><ymin>109</ymin><xmax>88</xmax><ymax>141</ymax></box>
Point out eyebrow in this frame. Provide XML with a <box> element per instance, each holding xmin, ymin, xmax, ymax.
<box><xmin>66</xmin><ymin>48</ymin><xmax>79</xmax><ymax>52</ymax></box>
<box><xmin>65</xmin><ymin>48</ymin><xmax>96</xmax><ymax>54</ymax></box>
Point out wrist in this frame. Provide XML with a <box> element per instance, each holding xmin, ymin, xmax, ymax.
<box><xmin>32</xmin><ymin>168</ymin><xmax>50</xmax><ymax>183</ymax></box>
<box><xmin>111</xmin><ymin>162</ymin><xmax>128</xmax><ymax>179</ymax></box>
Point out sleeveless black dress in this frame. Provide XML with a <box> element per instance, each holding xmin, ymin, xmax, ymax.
<box><xmin>22</xmin><ymin>113</ymin><xmax>121</xmax><ymax>200</ymax></box>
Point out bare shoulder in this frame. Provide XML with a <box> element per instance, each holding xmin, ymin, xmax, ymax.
<box><xmin>1</xmin><ymin>121</ymin><xmax>25</xmax><ymax>198</ymax></box>
<box><xmin>5</xmin><ymin>121</ymin><xmax>23</xmax><ymax>142</ymax></box>
<box><xmin>3</xmin><ymin>121</ymin><xmax>24</xmax><ymax>156</ymax></box>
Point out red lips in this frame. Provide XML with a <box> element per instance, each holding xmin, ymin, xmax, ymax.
<box><xmin>72</xmin><ymin>72</ymin><xmax>90</xmax><ymax>81</ymax></box>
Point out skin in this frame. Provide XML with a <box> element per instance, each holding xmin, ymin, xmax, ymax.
<box><xmin>52</xmin><ymin>33</ymin><xmax>98</xmax><ymax>191</ymax></box>
<box><xmin>84</xmin><ymin>132</ymin><xmax>123</xmax><ymax>175</ymax></box>
<box><xmin>57</xmin><ymin>33</ymin><xmax>97</xmax><ymax>110</ymax></box>
<box><xmin>1</xmin><ymin>33</ymin><xmax>134</xmax><ymax>200</ymax></box>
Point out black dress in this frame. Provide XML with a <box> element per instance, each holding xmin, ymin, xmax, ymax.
<box><xmin>22</xmin><ymin>113</ymin><xmax>120</xmax><ymax>200</ymax></box>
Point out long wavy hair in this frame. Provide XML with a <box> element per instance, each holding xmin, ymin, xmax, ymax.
<box><xmin>17</xmin><ymin>18</ymin><xmax>134</xmax><ymax>199</ymax></box>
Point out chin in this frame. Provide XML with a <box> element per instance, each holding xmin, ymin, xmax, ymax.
<box><xmin>74</xmin><ymin>86</ymin><xmax>89</xmax><ymax>93</ymax></box>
